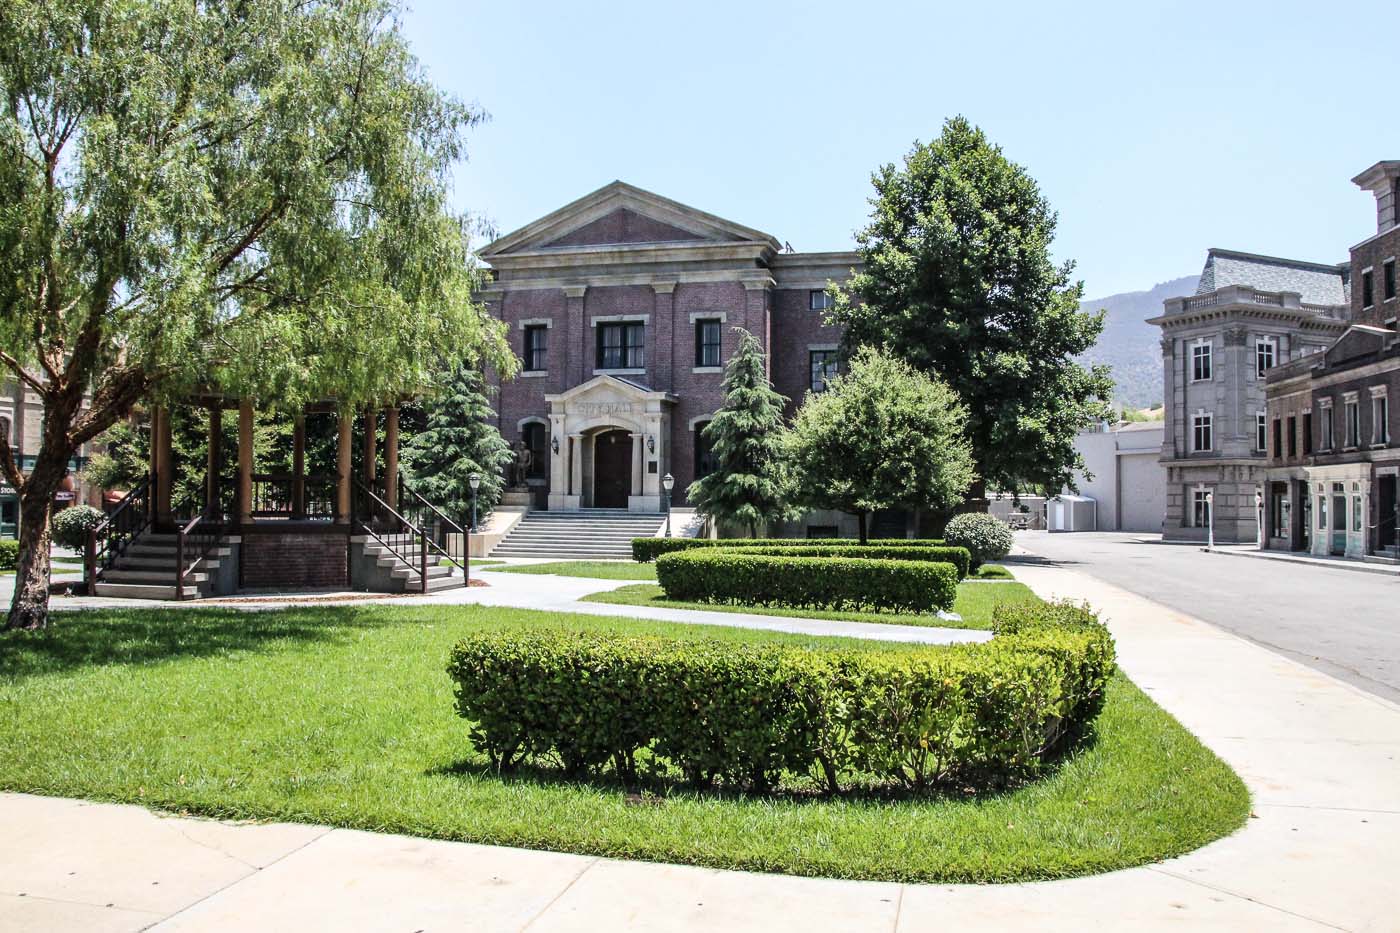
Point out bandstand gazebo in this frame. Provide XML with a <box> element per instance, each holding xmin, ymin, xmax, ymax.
<box><xmin>85</xmin><ymin>397</ymin><xmax>469</xmax><ymax>599</ymax></box>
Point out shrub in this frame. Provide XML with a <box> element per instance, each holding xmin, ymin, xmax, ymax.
<box><xmin>447</xmin><ymin>600</ymin><xmax>1115</xmax><ymax>794</ymax></box>
<box><xmin>0</xmin><ymin>539</ymin><xmax>17</xmax><ymax>570</ymax></box>
<box><xmin>943</xmin><ymin>513</ymin><xmax>1014</xmax><ymax>571</ymax></box>
<box><xmin>654</xmin><ymin>550</ymin><xmax>958</xmax><ymax>614</ymax></box>
<box><xmin>718</xmin><ymin>544</ymin><xmax>971</xmax><ymax>579</ymax></box>
<box><xmin>51</xmin><ymin>504</ymin><xmax>105</xmax><ymax>551</ymax></box>
<box><xmin>631</xmin><ymin>537</ymin><xmax>946</xmax><ymax>562</ymax></box>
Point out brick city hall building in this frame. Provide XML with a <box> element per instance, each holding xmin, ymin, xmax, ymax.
<box><xmin>479</xmin><ymin>182</ymin><xmax>855</xmax><ymax>513</ymax></box>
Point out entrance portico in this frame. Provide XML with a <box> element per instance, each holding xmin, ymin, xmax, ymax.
<box><xmin>545</xmin><ymin>375</ymin><xmax>675</xmax><ymax>511</ymax></box>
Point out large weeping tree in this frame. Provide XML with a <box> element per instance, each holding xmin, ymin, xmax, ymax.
<box><xmin>829</xmin><ymin>116</ymin><xmax>1113</xmax><ymax>501</ymax></box>
<box><xmin>0</xmin><ymin>0</ymin><xmax>512</xmax><ymax>630</ymax></box>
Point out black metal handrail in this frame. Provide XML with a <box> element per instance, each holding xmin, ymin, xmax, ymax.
<box><xmin>352</xmin><ymin>479</ymin><xmax>433</xmax><ymax>593</ymax></box>
<box><xmin>86</xmin><ymin>475</ymin><xmax>153</xmax><ymax>590</ymax></box>
<box><xmin>175</xmin><ymin>512</ymin><xmax>222</xmax><ymax>600</ymax></box>
<box><xmin>399</xmin><ymin>479</ymin><xmax>470</xmax><ymax>579</ymax></box>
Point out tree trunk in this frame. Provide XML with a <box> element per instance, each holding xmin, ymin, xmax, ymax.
<box><xmin>6</xmin><ymin>463</ymin><xmax>63</xmax><ymax>630</ymax></box>
<box><xmin>856</xmin><ymin>511</ymin><xmax>868</xmax><ymax>545</ymax></box>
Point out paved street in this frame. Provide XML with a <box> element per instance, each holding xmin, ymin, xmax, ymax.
<box><xmin>1015</xmin><ymin>531</ymin><xmax>1400</xmax><ymax>704</ymax></box>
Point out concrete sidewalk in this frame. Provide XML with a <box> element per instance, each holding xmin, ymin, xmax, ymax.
<box><xmin>4</xmin><ymin>564</ymin><xmax>1399</xmax><ymax>931</ymax></box>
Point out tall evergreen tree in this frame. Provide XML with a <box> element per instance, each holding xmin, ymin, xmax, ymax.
<box><xmin>401</xmin><ymin>366</ymin><xmax>513</xmax><ymax>528</ymax></box>
<box><xmin>830</xmin><ymin>116</ymin><xmax>1113</xmax><ymax>499</ymax></box>
<box><xmin>686</xmin><ymin>329</ymin><xmax>791</xmax><ymax>537</ymax></box>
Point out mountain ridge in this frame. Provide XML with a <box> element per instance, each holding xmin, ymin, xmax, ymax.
<box><xmin>1080</xmin><ymin>274</ymin><xmax>1199</xmax><ymax>408</ymax></box>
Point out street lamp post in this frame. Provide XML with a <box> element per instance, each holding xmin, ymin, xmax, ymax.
<box><xmin>662</xmin><ymin>473</ymin><xmax>674</xmax><ymax>538</ymax></box>
<box><xmin>466</xmin><ymin>472</ymin><xmax>481</xmax><ymax>586</ymax></box>
<box><xmin>468</xmin><ymin>472</ymin><xmax>480</xmax><ymax>532</ymax></box>
<box><xmin>1255</xmin><ymin>489</ymin><xmax>1264</xmax><ymax>550</ymax></box>
<box><xmin>1206</xmin><ymin>490</ymin><xmax>1215</xmax><ymax>551</ymax></box>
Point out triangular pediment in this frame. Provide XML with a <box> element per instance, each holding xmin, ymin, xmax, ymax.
<box><xmin>545</xmin><ymin>374</ymin><xmax>672</xmax><ymax>405</ymax></box>
<box><xmin>1324</xmin><ymin>326</ymin><xmax>1391</xmax><ymax>367</ymax></box>
<box><xmin>480</xmin><ymin>181</ymin><xmax>779</xmax><ymax>257</ymax></box>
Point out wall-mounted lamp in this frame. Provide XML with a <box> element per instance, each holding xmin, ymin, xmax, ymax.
<box><xmin>647</xmin><ymin>435</ymin><xmax>656</xmax><ymax>454</ymax></box>
<box><xmin>551</xmin><ymin>435</ymin><xmax>559</xmax><ymax>454</ymax></box>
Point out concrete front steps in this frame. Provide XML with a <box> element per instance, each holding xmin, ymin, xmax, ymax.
<box><xmin>489</xmin><ymin>509</ymin><xmax>664</xmax><ymax>559</ymax></box>
<box><xmin>351</xmin><ymin>536</ymin><xmax>466</xmax><ymax>592</ymax></box>
<box><xmin>91</xmin><ymin>532</ymin><xmax>235</xmax><ymax>600</ymax></box>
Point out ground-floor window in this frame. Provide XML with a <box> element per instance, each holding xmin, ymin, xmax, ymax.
<box><xmin>1353</xmin><ymin>493</ymin><xmax>1363</xmax><ymax>533</ymax></box>
<box><xmin>1318</xmin><ymin>494</ymin><xmax>1327</xmax><ymax>530</ymax></box>
<box><xmin>693</xmin><ymin>421</ymin><xmax>717</xmax><ymax>481</ymax></box>
<box><xmin>1269</xmin><ymin>484</ymin><xmax>1289</xmax><ymax>539</ymax></box>
<box><xmin>522</xmin><ymin>422</ymin><xmax>548</xmax><ymax>480</ymax></box>
<box><xmin>1191</xmin><ymin>487</ymin><xmax>1211</xmax><ymax>527</ymax></box>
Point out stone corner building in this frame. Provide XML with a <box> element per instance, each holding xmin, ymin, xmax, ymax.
<box><xmin>477</xmin><ymin>181</ymin><xmax>854</xmax><ymax>515</ymax></box>
<box><xmin>1148</xmin><ymin>250</ymin><xmax>1349</xmax><ymax>543</ymax></box>
<box><xmin>1262</xmin><ymin>160</ymin><xmax>1400</xmax><ymax>561</ymax></box>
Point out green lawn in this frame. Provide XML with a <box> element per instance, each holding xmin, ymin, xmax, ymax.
<box><xmin>490</xmin><ymin>560</ymin><xmax>658</xmax><ymax>581</ymax></box>
<box><xmin>583</xmin><ymin>580</ymin><xmax>1042</xmax><ymax>630</ymax></box>
<box><xmin>0</xmin><ymin>603</ymin><xmax>1248</xmax><ymax>883</ymax></box>
<box><xmin>971</xmin><ymin>564</ymin><xmax>1013</xmax><ymax>579</ymax></box>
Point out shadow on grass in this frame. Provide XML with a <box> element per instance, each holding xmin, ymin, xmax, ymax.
<box><xmin>0</xmin><ymin>606</ymin><xmax>400</xmax><ymax>680</ymax></box>
<box><xmin>428</xmin><ymin>722</ymin><xmax>1102</xmax><ymax>808</ymax></box>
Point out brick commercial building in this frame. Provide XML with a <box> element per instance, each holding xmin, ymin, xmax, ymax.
<box><xmin>1262</xmin><ymin>161</ymin><xmax>1400</xmax><ymax>562</ymax></box>
<box><xmin>1148</xmin><ymin>251</ymin><xmax>1348</xmax><ymax>543</ymax></box>
<box><xmin>478</xmin><ymin>182</ymin><xmax>857</xmax><ymax>524</ymax></box>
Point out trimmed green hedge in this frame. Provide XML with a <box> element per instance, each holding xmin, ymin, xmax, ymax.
<box><xmin>447</xmin><ymin>601</ymin><xmax>1115</xmax><ymax>793</ymax></box>
<box><xmin>0</xmin><ymin>539</ymin><xmax>17</xmax><ymax>571</ymax></box>
<box><xmin>632</xmin><ymin>536</ymin><xmax>946</xmax><ymax>562</ymax></box>
<box><xmin>711</xmin><ymin>544</ymin><xmax>970</xmax><ymax>579</ymax></box>
<box><xmin>654</xmin><ymin>550</ymin><xmax>959</xmax><ymax>614</ymax></box>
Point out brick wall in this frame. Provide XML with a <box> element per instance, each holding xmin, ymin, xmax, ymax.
<box><xmin>1351</xmin><ymin>228</ymin><xmax>1400</xmax><ymax>328</ymax></box>
<box><xmin>770</xmin><ymin>287</ymin><xmax>845</xmax><ymax>417</ymax></box>
<box><xmin>240</xmin><ymin>532</ymin><xmax>348</xmax><ymax>589</ymax></box>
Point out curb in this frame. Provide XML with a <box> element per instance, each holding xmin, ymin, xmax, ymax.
<box><xmin>1205</xmin><ymin>546</ymin><xmax>1400</xmax><ymax>577</ymax></box>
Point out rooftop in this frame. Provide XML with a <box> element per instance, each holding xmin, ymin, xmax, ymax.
<box><xmin>1196</xmin><ymin>249</ymin><xmax>1348</xmax><ymax>307</ymax></box>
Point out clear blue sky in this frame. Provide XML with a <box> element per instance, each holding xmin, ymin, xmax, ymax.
<box><xmin>401</xmin><ymin>0</ymin><xmax>1393</xmax><ymax>299</ymax></box>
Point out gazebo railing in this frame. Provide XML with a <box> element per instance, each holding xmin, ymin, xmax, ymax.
<box><xmin>249</xmin><ymin>472</ymin><xmax>337</xmax><ymax>519</ymax></box>
<box><xmin>86</xmin><ymin>475</ymin><xmax>153</xmax><ymax>589</ymax></box>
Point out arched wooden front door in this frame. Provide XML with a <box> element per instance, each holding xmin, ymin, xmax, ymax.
<box><xmin>592</xmin><ymin>430</ymin><xmax>632</xmax><ymax>508</ymax></box>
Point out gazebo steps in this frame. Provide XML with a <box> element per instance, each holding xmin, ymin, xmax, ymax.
<box><xmin>92</xmin><ymin>582</ymin><xmax>212</xmax><ymax>600</ymax></box>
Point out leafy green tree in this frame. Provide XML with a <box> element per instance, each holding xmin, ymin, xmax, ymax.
<box><xmin>785</xmin><ymin>349</ymin><xmax>975</xmax><ymax>544</ymax></box>
<box><xmin>829</xmin><ymin>116</ymin><xmax>1113</xmax><ymax>501</ymax></box>
<box><xmin>401</xmin><ymin>366</ymin><xmax>513</xmax><ymax>528</ymax></box>
<box><xmin>0</xmin><ymin>0</ymin><xmax>511</xmax><ymax>629</ymax></box>
<box><xmin>686</xmin><ymin>329</ymin><xmax>792</xmax><ymax>537</ymax></box>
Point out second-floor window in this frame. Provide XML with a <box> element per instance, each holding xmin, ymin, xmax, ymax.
<box><xmin>1256</xmin><ymin>413</ymin><xmax>1267</xmax><ymax>452</ymax></box>
<box><xmin>1287</xmin><ymin>415</ymin><xmax>1297</xmax><ymax>458</ymax></box>
<box><xmin>810</xmin><ymin>350</ymin><xmax>839</xmax><ymax>393</ymax></box>
<box><xmin>1373</xmin><ymin>391</ymin><xmax>1389</xmax><ymax>445</ymax></box>
<box><xmin>1321</xmin><ymin>403</ymin><xmax>1334</xmax><ymax>450</ymax></box>
<box><xmin>1362</xmin><ymin>269</ymin><xmax>1375</xmax><ymax>308</ymax></box>
<box><xmin>694</xmin><ymin>319</ymin><xmax>721</xmax><ymax>368</ymax></box>
<box><xmin>809</xmin><ymin>289</ymin><xmax>834</xmax><ymax>311</ymax></box>
<box><xmin>1303</xmin><ymin>411</ymin><xmax>1313</xmax><ymax>454</ymax></box>
<box><xmin>1385</xmin><ymin>259</ymin><xmax>1397</xmax><ymax>302</ymax></box>
<box><xmin>1345</xmin><ymin>398</ymin><xmax>1360</xmax><ymax>448</ymax></box>
<box><xmin>1272</xmin><ymin>417</ymin><xmax>1283</xmax><ymax>458</ymax></box>
<box><xmin>1192</xmin><ymin>340</ymin><xmax>1213</xmax><ymax>381</ymax></box>
<box><xmin>597</xmin><ymin>322</ymin><xmax>644</xmax><ymax>370</ymax></box>
<box><xmin>523</xmin><ymin>325</ymin><xmax>548</xmax><ymax>372</ymax></box>
<box><xmin>1255</xmin><ymin>337</ymin><xmax>1276</xmax><ymax>378</ymax></box>
<box><xmin>1192</xmin><ymin>411</ymin><xmax>1213</xmax><ymax>452</ymax></box>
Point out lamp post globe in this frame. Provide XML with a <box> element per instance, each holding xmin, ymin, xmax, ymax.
<box><xmin>468</xmin><ymin>472</ymin><xmax>481</xmax><ymax>531</ymax></box>
<box><xmin>662</xmin><ymin>473</ymin><xmax>674</xmax><ymax>538</ymax></box>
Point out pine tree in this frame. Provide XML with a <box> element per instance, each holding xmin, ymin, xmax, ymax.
<box><xmin>687</xmin><ymin>329</ymin><xmax>792</xmax><ymax>537</ymax></box>
<box><xmin>402</xmin><ymin>366</ymin><xmax>514</xmax><ymax>527</ymax></box>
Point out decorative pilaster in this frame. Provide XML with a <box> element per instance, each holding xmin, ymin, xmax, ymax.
<box><xmin>569</xmin><ymin>433</ymin><xmax>584</xmax><ymax>501</ymax></box>
<box><xmin>565</xmin><ymin>285</ymin><xmax>588</xmax><ymax>386</ymax></box>
<box><xmin>652</xmin><ymin>282</ymin><xmax>676</xmax><ymax>392</ymax></box>
<box><xmin>742</xmin><ymin>281</ymin><xmax>771</xmax><ymax>375</ymax></box>
<box><xmin>629</xmin><ymin>433</ymin><xmax>645</xmax><ymax>497</ymax></box>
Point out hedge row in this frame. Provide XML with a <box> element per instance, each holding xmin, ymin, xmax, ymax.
<box><xmin>709</xmin><ymin>544</ymin><xmax>970</xmax><ymax>579</ymax></box>
<box><xmin>447</xmin><ymin>601</ymin><xmax>1115</xmax><ymax>793</ymax></box>
<box><xmin>0</xmin><ymin>539</ymin><xmax>16</xmax><ymax>571</ymax></box>
<box><xmin>654</xmin><ymin>550</ymin><xmax>959</xmax><ymax>614</ymax></box>
<box><xmin>632</xmin><ymin>536</ymin><xmax>946</xmax><ymax>562</ymax></box>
